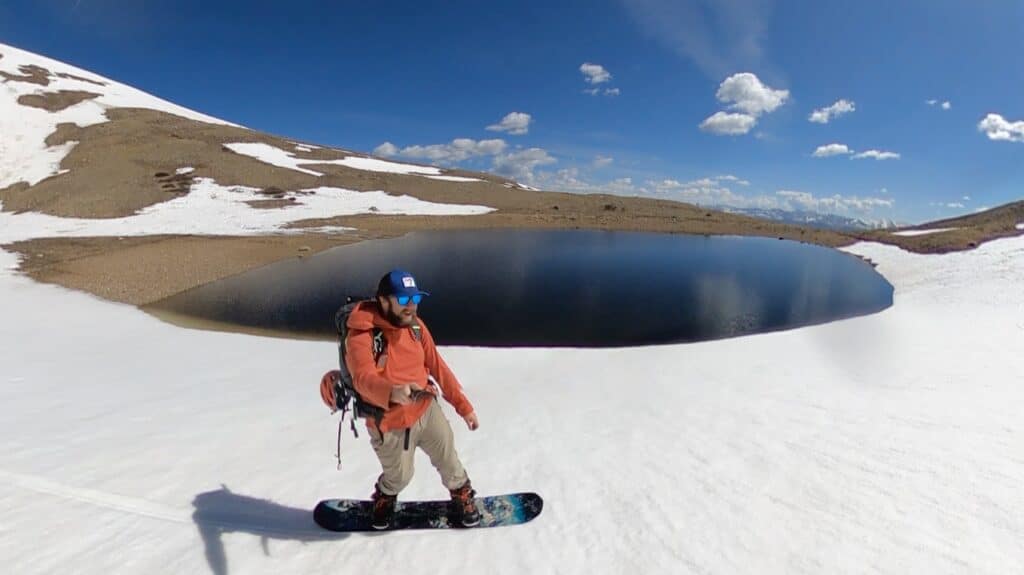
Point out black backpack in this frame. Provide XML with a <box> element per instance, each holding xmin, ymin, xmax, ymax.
<box><xmin>322</xmin><ymin>296</ymin><xmax>422</xmax><ymax>468</ymax></box>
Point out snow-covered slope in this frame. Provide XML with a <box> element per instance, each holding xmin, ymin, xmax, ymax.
<box><xmin>1</xmin><ymin>227</ymin><xmax>1022</xmax><ymax>574</ymax></box>
<box><xmin>0</xmin><ymin>42</ymin><xmax>494</xmax><ymax>232</ymax></box>
<box><xmin>0</xmin><ymin>42</ymin><xmax>236</xmax><ymax>189</ymax></box>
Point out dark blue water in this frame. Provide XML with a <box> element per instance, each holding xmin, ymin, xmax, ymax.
<box><xmin>148</xmin><ymin>230</ymin><xmax>893</xmax><ymax>346</ymax></box>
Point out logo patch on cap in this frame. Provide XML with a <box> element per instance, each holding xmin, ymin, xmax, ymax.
<box><xmin>402</xmin><ymin>276</ymin><xmax>416</xmax><ymax>288</ymax></box>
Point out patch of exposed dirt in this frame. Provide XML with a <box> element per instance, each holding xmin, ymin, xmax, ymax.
<box><xmin>0</xmin><ymin>64</ymin><xmax>51</xmax><ymax>85</ymax></box>
<box><xmin>246</xmin><ymin>199</ymin><xmax>298</xmax><ymax>209</ymax></box>
<box><xmin>55</xmin><ymin>72</ymin><xmax>107</xmax><ymax>86</ymax></box>
<box><xmin>18</xmin><ymin>90</ymin><xmax>101</xmax><ymax>111</ymax></box>
<box><xmin>6</xmin><ymin>234</ymin><xmax>359</xmax><ymax>305</ymax></box>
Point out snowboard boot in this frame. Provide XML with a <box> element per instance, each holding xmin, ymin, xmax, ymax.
<box><xmin>449</xmin><ymin>479</ymin><xmax>481</xmax><ymax>527</ymax></box>
<box><xmin>371</xmin><ymin>483</ymin><xmax>397</xmax><ymax>530</ymax></box>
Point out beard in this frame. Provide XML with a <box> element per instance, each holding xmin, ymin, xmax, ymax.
<box><xmin>384</xmin><ymin>304</ymin><xmax>416</xmax><ymax>327</ymax></box>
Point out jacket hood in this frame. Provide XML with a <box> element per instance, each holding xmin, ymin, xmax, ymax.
<box><xmin>346</xmin><ymin>300</ymin><xmax>396</xmax><ymax>332</ymax></box>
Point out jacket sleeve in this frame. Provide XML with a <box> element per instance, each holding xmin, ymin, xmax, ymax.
<box><xmin>420</xmin><ymin>322</ymin><xmax>474</xmax><ymax>417</ymax></box>
<box><xmin>345</xmin><ymin>329</ymin><xmax>393</xmax><ymax>409</ymax></box>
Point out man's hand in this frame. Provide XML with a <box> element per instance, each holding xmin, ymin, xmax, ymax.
<box><xmin>463</xmin><ymin>411</ymin><xmax>480</xmax><ymax>431</ymax></box>
<box><xmin>390</xmin><ymin>384</ymin><xmax>413</xmax><ymax>405</ymax></box>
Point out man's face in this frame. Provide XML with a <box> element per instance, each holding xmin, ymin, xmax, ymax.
<box><xmin>379</xmin><ymin>294</ymin><xmax>418</xmax><ymax>327</ymax></box>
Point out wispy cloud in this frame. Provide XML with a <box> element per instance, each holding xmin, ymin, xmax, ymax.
<box><xmin>580</xmin><ymin>62</ymin><xmax>612</xmax><ymax>84</ymax></box>
<box><xmin>812</xmin><ymin>143</ymin><xmax>853</xmax><ymax>157</ymax></box>
<box><xmin>926</xmin><ymin>99</ymin><xmax>952</xmax><ymax>110</ymax></box>
<box><xmin>580</xmin><ymin>63</ymin><xmax>620</xmax><ymax>96</ymax></box>
<box><xmin>486</xmin><ymin>112</ymin><xmax>532</xmax><ymax>135</ymax></box>
<box><xmin>621</xmin><ymin>0</ymin><xmax>770</xmax><ymax>79</ymax></box>
<box><xmin>978</xmin><ymin>113</ymin><xmax>1024</xmax><ymax>143</ymax></box>
<box><xmin>701</xmin><ymin>73</ymin><xmax>788</xmax><ymax>136</ymax></box>
<box><xmin>717</xmin><ymin>174</ymin><xmax>750</xmax><ymax>186</ymax></box>
<box><xmin>852</xmin><ymin>150</ymin><xmax>900</xmax><ymax>160</ymax></box>
<box><xmin>812</xmin><ymin>144</ymin><xmax>900</xmax><ymax>160</ymax></box>
<box><xmin>809</xmin><ymin>99</ymin><xmax>855</xmax><ymax>124</ymax></box>
<box><xmin>593</xmin><ymin>155</ymin><xmax>614</xmax><ymax>168</ymax></box>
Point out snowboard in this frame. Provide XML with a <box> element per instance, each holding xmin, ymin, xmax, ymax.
<box><xmin>313</xmin><ymin>492</ymin><xmax>542</xmax><ymax>531</ymax></box>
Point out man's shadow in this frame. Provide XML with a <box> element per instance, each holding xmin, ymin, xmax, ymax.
<box><xmin>192</xmin><ymin>485</ymin><xmax>348</xmax><ymax>575</ymax></box>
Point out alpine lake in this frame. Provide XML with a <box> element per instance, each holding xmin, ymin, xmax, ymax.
<box><xmin>145</xmin><ymin>229</ymin><xmax>894</xmax><ymax>347</ymax></box>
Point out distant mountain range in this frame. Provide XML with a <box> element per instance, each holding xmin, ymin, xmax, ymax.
<box><xmin>713</xmin><ymin>207</ymin><xmax>903</xmax><ymax>232</ymax></box>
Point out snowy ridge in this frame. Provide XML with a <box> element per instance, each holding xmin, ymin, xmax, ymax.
<box><xmin>0</xmin><ymin>42</ymin><xmax>236</xmax><ymax>189</ymax></box>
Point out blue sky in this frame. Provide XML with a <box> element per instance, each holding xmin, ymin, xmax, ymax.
<box><xmin>3</xmin><ymin>0</ymin><xmax>1023</xmax><ymax>224</ymax></box>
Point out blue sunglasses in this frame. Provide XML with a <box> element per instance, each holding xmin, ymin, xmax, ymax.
<box><xmin>395</xmin><ymin>294</ymin><xmax>423</xmax><ymax>306</ymax></box>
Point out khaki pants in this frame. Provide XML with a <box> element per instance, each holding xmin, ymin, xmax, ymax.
<box><xmin>370</xmin><ymin>399</ymin><xmax>469</xmax><ymax>496</ymax></box>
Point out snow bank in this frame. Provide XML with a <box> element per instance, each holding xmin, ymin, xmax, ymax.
<box><xmin>425</xmin><ymin>175</ymin><xmax>483</xmax><ymax>182</ymax></box>
<box><xmin>891</xmin><ymin>227</ymin><xmax>958</xmax><ymax>236</ymax></box>
<box><xmin>1</xmin><ymin>227</ymin><xmax>1022</xmax><ymax>574</ymax></box>
<box><xmin>225</xmin><ymin>142</ymin><xmax>443</xmax><ymax>177</ymax></box>
<box><xmin>0</xmin><ymin>42</ymin><xmax>236</xmax><ymax>189</ymax></box>
<box><xmin>0</xmin><ymin>178</ymin><xmax>493</xmax><ymax>244</ymax></box>
<box><xmin>1017</xmin><ymin>222</ymin><xmax>1023</xmax><ymax>230</ymax></box>
<box><xmin>223</xmin><ymin>142</ymin><xmax>324</xmax><ymax>176</ymax></box>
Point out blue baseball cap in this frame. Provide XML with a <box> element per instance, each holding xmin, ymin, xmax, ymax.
<box><xmin>377</xmin><ymin>269</ymin><xmax>430</xmax><ymax>298</ymax></box>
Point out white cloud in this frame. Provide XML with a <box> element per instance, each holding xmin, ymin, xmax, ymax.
<box><xmin>942</xmin><ymin>101</ymin><xmax>951</xmax><ymax>110</ymax></box>
<box><xmin>382</xmin><ymin>138</ymin><xmax>508</xmax><ymax>163</ymax></box>
<box><xmin>604</xmin><ymin>87</ymin><xmax>621</xmax><ymax>96</ymax></box>
<box><xmin>486</xmin><ymin>112</ymin><xmax>532</xmax><ymax>135</ymax></box>
<box><xmin>593</xmin><ymin>155</ymin><xmax>614</xmax><ymax>168</ymax></box>
<box><xmin>700</xmin><ymin>111</ymin><xmax>757</xmax><ymax>135</ymax></box>
<box><xmin>584</xmin><ymin>87</ymin><xmax>620</xmax><ymax>97</ymax></box>
<box><xmin>492</xmin><ymin>148</ymin><xmax>557</xmax><ymax>181</ymax></box>
<box><xmin>808</xmin><ymin>99</ymin><xmax>855</xmax><ymax>124</ymax></box>
<box><xmin>715</xmin><ymin>72</ymin><xmax>789</xmax><ymax>116</ymax></box>
<box><xmin>580</xmin><ymin>62</ymin><xmax>612</xmax><ymax>84</ymax></box>
<box><xmin>978</xmin><ymin>113</ymin><xmax>1024</xmax><ymax>143</ymax></box>
<box><xmin>373</xmin><ymin>142</ymin><xmax>399</xmax><ymax>157</ymax></box>
<box><xmin>651</xmin><ymin>177</ymin><xmax>757</xmax><ymax>206</ymax></box>
<box><xmin>717</xmin><ymin>174</ymin><xmax>750</xmax><ymax>186</ymax></box>
<box><xmin>701</xmin><ymin>73</ymin><xmax>787</xmax><ymax>136</ymax></box>
<box><xmin>812</xmin><ymin>143</ymin><xmax>853</xmax><ymax>157</ymax></box>
<box><xmin>945</xmin><ymin>202</ymin><xmax>965</xmax><ymax>209</ymax></box>
<box><xmin>926</xmin><ymin>99</ymin><xmax>952</xmax><ymax>110</ymax></box>
<box><xmin>775</xmin><ymin>190</ymin><xmax>893</xmax><ymax>213</ymax></box>
<box><xmin>535</xmin><ymin>168</ymin><xmax>891</xmax><ymax>218</ymax></box>
<box><xmin>962</xmin><ymin>195</ymin><xmax>971</xmax><ymax>201</ymax></box>
<box><xmin>852</xmin><ymin>150</ymin><xmax>900</xmax><ymax>160</ymax></box>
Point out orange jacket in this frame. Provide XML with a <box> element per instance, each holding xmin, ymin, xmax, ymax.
<box><xmin>344</xmin><ymin>301</ymin><xmax>473</xmax><ymax>433</ymax></box>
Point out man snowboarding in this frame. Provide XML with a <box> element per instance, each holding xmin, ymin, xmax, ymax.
<box><xmin>344</xmin><ymin>269</ymin><xmax>481</xmax><ymax>529</ymax></box>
